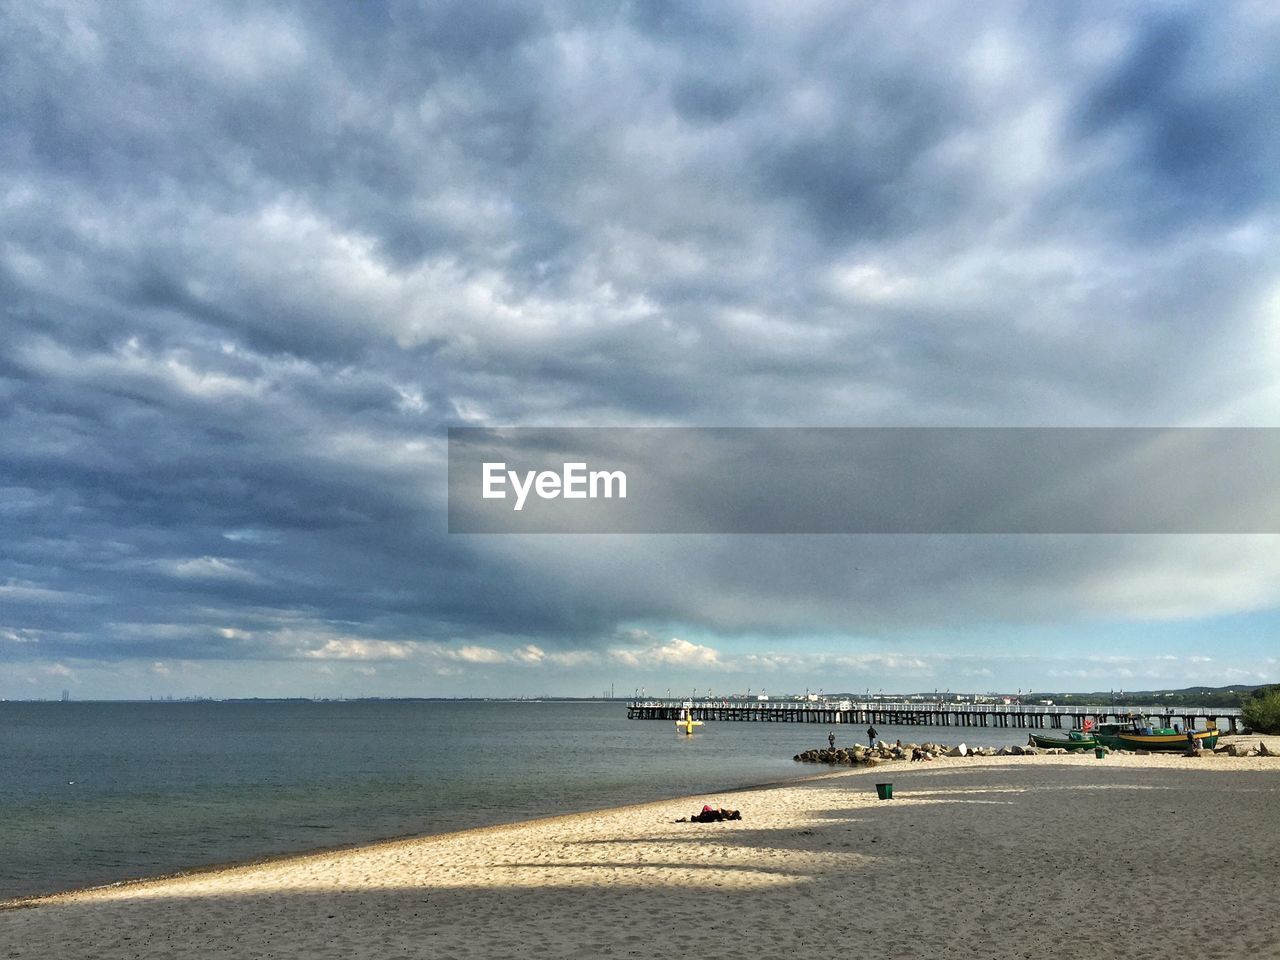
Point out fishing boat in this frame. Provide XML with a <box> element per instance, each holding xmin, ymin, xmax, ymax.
<box><xmin>1091</xmin><ymin>719</ymin><xmax>1137</xmax><ymax>750</ymax></box>
<box><xmin>1029</xmin><ymin>729</ymin><xmax>1099</xmax><ymax>750</ymax></box>
<box><xmin>1114</xmin><ymin>726</ymin><xmax>1219</xmax><ymax>752</ymax></box>
<box><xmin>1093</xmin><ymin>717</ymin><xmax>1219</xmax><ymax>752</ymax></box>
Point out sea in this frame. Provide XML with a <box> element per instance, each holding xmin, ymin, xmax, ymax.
<box><xmin>0</xmin><ymin>699</ymin><xmax>1032</xmax><ymax>901</ymax></box>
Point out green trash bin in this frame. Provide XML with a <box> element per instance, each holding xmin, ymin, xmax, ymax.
<box><xmin>1094</xmin><ymin>747</ymin><xmax>1105</xmax><ymax>759</ymax></box>
<box><xmin>875</xmin><ymin>782</ymin><xmax>893</xmax><ymax>800</ymax></box>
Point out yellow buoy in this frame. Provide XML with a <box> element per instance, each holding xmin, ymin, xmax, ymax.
<box><xmin>675</xmin><ymin>709</ymin><xmax>702</xmax><ymax>735</ymax></box>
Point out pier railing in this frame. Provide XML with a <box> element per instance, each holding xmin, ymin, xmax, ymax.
<box><xmin>627</xmin><ymin>698</ymin><xmax>1243</xmax><ymax>732</ymax></box>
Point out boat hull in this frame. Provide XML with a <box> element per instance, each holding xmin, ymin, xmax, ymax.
<box><xmin>1030</xmin><ymin>733</ymin><xmax>1098</xmax><ymax>750</ymax></box>
<box><xmin>1115</xmin><ymin>730</ymin><xmax>1219</xmax><ymax>751</ymax></box>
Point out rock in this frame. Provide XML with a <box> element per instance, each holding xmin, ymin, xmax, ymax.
<box><xmin>1194</xmin><ymin>748</ymin><xmax>1215</xmax><ymax>758</ymax></box>
<box><xmin>1225</xmin><ymin>743</ymin><xmax>1251</xmax><ymax>757</ymax></box>
<box><xmin>1260</xmin><ymin>742</ymin><xmax>1273</xmax><ymax>757</ymax></box>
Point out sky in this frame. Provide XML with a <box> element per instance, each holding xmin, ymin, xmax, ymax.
<box><xmin>3</xmin><ymin>1</ymin><xmax>1280</xmax><ymax>700</ymax></box>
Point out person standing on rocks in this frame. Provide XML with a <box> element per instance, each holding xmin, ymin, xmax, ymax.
<box><xmin>828</xmin><ymin>731</ymin><xmax>836</xmax><ymax>750</ymax></box>
<box><xmin>867</xmin><ymin>725</ymin><xmax>877</xmax><ymax>747</ymax></box>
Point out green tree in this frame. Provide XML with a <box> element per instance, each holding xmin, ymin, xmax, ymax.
<box><xmin>1242</xmin><ymin>685</ymin><xmax>1280</xmax><ymax>735</ymax></box>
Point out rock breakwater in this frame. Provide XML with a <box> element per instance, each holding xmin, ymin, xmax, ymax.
<box><xmin>794</xmin><ymin>740</ymin><xmax>1102</xmax><ymax>766</ymax></box>
<box><xmin>794</xmin><ymin>736</ymin><xmax>1279</xmax><ymax>766</ymax></box>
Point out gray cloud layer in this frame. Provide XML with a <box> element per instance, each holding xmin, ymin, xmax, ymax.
<box><xmin>3</xmin><ymin>2</ymin><xmax>1280</xmax><ymax>693</ymax></box>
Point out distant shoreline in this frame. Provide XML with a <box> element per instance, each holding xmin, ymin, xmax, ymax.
<box><xmin>3</xmin><ymin>682</ymin><xmax>1266</xmax><ymax>707</ymax></box>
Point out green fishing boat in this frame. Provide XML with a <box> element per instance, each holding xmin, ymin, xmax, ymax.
<box><xmin>1029</xmin><ymin>730</ymin><xmax>1099</xmax><ymax>750</ymax></box>
<box><xmin>1092</xmin><ymin>719</ymin><xmax>1141</xmax><ymax>749</ymax></box>
<box><xmin>1093</xmin><ymin>717</ymin><xmax>1220</xmax><ymax>752</ymax></box>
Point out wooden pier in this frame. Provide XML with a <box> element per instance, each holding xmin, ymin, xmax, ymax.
<box><xmin>627</xmin><ymin>698</ymin><xmax>1243</xmax><ymax>733</ymax></box>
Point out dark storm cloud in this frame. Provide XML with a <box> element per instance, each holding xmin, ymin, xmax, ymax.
<box><xmin>1075</xmin><ymin>14</ymin><xmax>1279</xmax><ymax>225</ymax></box>
<box><xmin>2</xmin><ymin>1</ymin><xmax>1280</xmax><ymax>689</ymax></box>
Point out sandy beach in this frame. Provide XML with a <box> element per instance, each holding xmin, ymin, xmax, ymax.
<box><xmin>3</xmin><ymin>749</ymin><xmax>1277</xmax><ymax>959</ymax></box>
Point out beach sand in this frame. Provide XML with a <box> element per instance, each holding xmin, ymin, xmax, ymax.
<box><xmin>3</xmin><ymin>751</ymin><xmax>1277</xmax><ymax>959</ymax></box>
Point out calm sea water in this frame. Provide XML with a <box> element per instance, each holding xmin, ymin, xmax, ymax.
<box><xmin>0</xmin><ymin>700</ymin><xmax>1029</xmax><ymax>900</ymax></box>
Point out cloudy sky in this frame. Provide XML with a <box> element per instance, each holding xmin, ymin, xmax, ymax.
<box><xmin>3</xmin><ymin>1</ymin><xmax>1280</xmax><ymax>700</ymax></box>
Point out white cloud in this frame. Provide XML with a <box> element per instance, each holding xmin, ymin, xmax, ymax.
<box><xmin>1075</xmin><ymin>536</ymin><xmax>1280</xmax><ymax>621</ymax></box>
<box><xmin>545</xmin><ymin>650</ymin><xmax>599</xmax><ymax>668</ymax></box>
<box><xmin>303</xmin><ymin>639</ymin><xmax>415</xmax><ymax>661</ymax></box>
<box><xmin>18</xmin><ymin>336</ymin><xmax>266</xmax><ymax>402</ymax></box>
<box><xmin>512</xmin><ymin>644</ymin><xmax>545</xmax><ymax>663</ymax></box>
<box><xmin>0</xmin><ymin>581</ymin><xmax>95</xmax><ymax>604</ymax></box>
<box><xmin>0</xmin><ymin>628</ymin><xmax>41</xmax><ymax>644</ymax></box>
<box><xmin>158</xmin><ymin>557</ymin><xmax>264</xmax><ymax>584</ymax></box>
<box><xmin>612</xmin><ymin>637</ymin><xmax>723</xmax><ymax>668</ymax></box>
<box><xmin>222</xmin><ymin>528</ymin><xmax>284</xmax><ymax>544</ymax></box>
<box><xmin>450</xmin><ymin>645</ymin><xmax>507</xmax><ymax>664</ymax></box>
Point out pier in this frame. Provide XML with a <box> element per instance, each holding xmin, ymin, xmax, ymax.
<box><xmin>627</xmin><ymin>698</ymin><xmax>1243</xmax><ymax>733</ymax></box>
